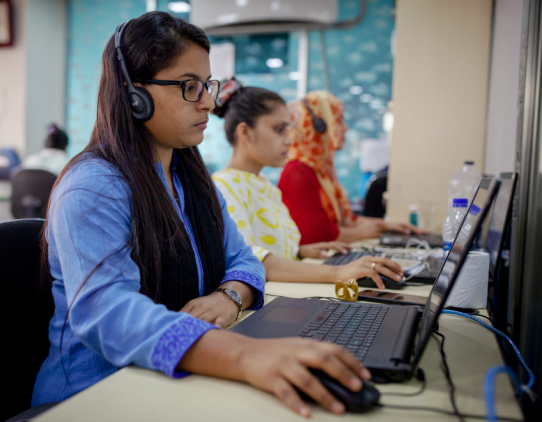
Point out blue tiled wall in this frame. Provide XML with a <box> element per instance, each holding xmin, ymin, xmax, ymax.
<box><xmin>66</xmin><ymin>0</ymin><xmax>394</xmax><ymax>203</ymax></box>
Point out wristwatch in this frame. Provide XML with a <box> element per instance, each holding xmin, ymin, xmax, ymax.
<box><xmin>215</xmin><ymin>288</ymin><xmax>243</xmax><ymax>320</ymax></box>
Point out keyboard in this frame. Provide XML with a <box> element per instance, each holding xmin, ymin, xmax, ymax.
<box><xmin>323</xmin><ymin>250</ymin><xmax>379</xmax><ymax>266</ymax></box>
<box><xmin>298</xmin><ymin>302</ymin><xmax>390</xmax><ymax>362</ymax></box>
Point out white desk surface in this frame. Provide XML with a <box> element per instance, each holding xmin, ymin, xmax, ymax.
<box><xmin>35</xmin><ymin>257</ymin><xmax>522</xmax><ymax>421</ymax></box>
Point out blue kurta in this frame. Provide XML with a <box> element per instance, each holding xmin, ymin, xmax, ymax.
<box><xmin>32</xmin><ymin>155</ymin><xmax>266</xmax><ymax>406</ymax></box>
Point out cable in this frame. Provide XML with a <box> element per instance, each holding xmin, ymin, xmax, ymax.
<box><xmin>382</xmin><ymin>368</ymin><xmax>427</xmax><ymax>397</ymax></box>
<box><xmin>441</xmin><ymin>310</ymin><xmax>535</xmax><ymax>394</ymax></box>
<box><xmin>484</xmin><ymin>366</ymin><xmax>521</xmax><ymax>422</ymax></box>
<box><xmin>377</xmin><ymin>404</ymin><xmax>521</xmax><ymax>421</ymax></box>
<box><xmin>433</xmin><ymin>331</ymin><xmax>465</xmax><ymax>422</ymax></box>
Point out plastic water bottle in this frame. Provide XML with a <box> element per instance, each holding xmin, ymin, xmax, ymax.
<box><xmin>447</xmin><ymin>161</ymin><xmax>482</xmax><ymax>215</ymax></box>
<box><xmin>442</xmin><ymin>198</ymin><xmax>469</xmax><ymax>261</ymax></box>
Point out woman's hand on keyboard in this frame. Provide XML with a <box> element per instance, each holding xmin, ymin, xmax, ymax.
<box><xmin>298</xmin><ymin>241</ymin><xmax>352</xmax><ymax>259</ymax></box>
<box><xmin>335</xmin><ymin>256</ymin><xmax>404</xmax><ymax>289</ymax></box>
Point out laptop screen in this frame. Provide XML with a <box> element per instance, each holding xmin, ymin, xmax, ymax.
<box><xmin>412</xmin><ymin>177</ymin><xmax>499</xmax><ymax>368</ymax></box>
<box><xmin>485</xmin><ymin>173</ymin><xmax>516</xmax><ymax>277</ymax></box>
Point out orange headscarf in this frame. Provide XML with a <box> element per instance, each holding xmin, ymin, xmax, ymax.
<box><xmin>287</xmin><ymin>91</ymin><xmax>355</xmax><ymax>226</ymax></box>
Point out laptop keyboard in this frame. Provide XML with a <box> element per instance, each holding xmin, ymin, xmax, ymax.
<box><xmin>323</xmin><ymin>250</ymin><xmax>379</xmax><ymax>266</ymax></box>
<box><xmin>298</xmin><ymin>302</ymin><xmax>390</xmax><ymax>362</ymax></box>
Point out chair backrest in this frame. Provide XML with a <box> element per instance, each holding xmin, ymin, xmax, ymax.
<box><xmin>11</xmin><ymin>169</ymin><xmax>57</xmax><ymax>219</ymax></box>
<box><xmin>362</xmin><ymin>174</ymin><xmax>388</xmax><ymax>218</ymax></box>
<box><xmin>0</xmin><ymin>219</ymin><xmax>55</xmax><ymax>421</ymax></box>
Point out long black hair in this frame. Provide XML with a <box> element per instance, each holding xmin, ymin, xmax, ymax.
<box><xmin>41</xmin><ymin>12</ymin><xmax>222</xmax><ymax>303</ymax></box>
<box><xmin>212</xmin><ymin>80</ymin><xmax>285</xmax><ymax>145</ymax></box>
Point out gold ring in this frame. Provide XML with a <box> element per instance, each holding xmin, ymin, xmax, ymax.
<box><xmin>371</xmin><ymin>262</ymin><xmax>376</xmax><ymax>270</ymax></box>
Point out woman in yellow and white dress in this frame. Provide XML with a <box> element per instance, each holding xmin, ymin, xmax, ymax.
<box><xmin>211</xmin><ymin>79</ymin><xmax>403</xmax><ymax>288</ymax></box>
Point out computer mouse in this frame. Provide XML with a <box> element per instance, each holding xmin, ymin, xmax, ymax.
<box><xmin>358</xmin><ymin>275</ymin><xmax>406</xmax><ymax>290</ymax></box>
<box><xmin>296</xmin><ymin>369</ymin><xmax>381</xmax><ymax>413</ymax></box>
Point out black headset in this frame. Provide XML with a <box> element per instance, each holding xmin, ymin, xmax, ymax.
<box><xmin>302</xmin><ymin>99</ymin><xmax>327</xmax><ymax>134</ymax></box>
<box><xmin>115</xmin><ymin>21</ymin><xmax>155</xmax><ymax>121</ymax></box>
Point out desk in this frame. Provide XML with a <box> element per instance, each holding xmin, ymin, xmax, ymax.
<box><xmin>34</xmin><ymin>282</ymin><xmax>522</xmax><ymax>421</ymax></box>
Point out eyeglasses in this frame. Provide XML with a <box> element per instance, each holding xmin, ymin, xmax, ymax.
<box><xmin>134</xmin><ymin>79</ymin><xmax>220</xmax><ymax>102</ymax></box>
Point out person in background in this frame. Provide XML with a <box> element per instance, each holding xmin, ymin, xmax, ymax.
<box><xmin>212</xmin><ymin>80</ymin><xmax>404</xmax><ymax>287</ymax></box>
<box><xmin>22</xmin><ymin>124</ymin><xmax>70</xmax><ymax>176</ymax></box>
<box><xmin>278</xmin><ymin>91</ymin><xmax>424</xmax><ymax>245</ymax></box>
<box><xmin>32</xmin><ymin>13</ymin><xmax>370</xmax><ymax>418</ymax></box>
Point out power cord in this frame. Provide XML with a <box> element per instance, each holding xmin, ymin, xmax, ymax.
<box><xmin>376</xmin><ymin>404</ymin><xmax>521</xmax><ymax>421</ymax></box>
<box><xmin>379</xmin><ymin>326</ymin><xmax>523</xmax><ymax>422</ymax></box>
<box><xmin>433</xmin><ymin>330</ymin><xmax>465</xmax><ymax>422</ymax></box>
<box><xmin>381</xmin><ymin>368</ymin><xmax>427</xmax><ymax>397</ymax></box>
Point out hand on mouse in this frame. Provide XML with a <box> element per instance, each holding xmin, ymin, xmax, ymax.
<box><xmin>298</xmin><ymin>241</ymin><xmax>353</xmax><ymax>259</ymax></box>
<box><xmin>179</xmin><ymin>331</ymin><xmax>371</xmax><ymax>417</ymax></box>
<box><xmin>334</xmin><ymin>256</ymin><xmax>404</xmax><ymax>290</ymax></box>
<box><xmin>238</xmin><ymin>337</ymin><xmax>371</xmax><ymax>417</ymax></box>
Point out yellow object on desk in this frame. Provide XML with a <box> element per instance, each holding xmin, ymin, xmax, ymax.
<box><xmin>335</xmin><ymin>279</ymin><xmax>359</xmax><ymax>301</ymax></box>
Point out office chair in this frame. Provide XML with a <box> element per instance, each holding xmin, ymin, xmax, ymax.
<box><xmin>362</xmin><ymin>173</ymin><xmax>388</xmax><ymax>218</ymax></box>
<box><xmin>0</xmin><ymin>219</ymin><xmax>57</xmax><ymax>421</ymax></box>
<box><xmin>0</xmin><ymin>148</ymin><xmax>21</xmax><ymax>181</ymax></box>
<box><xmin>11</xmin><ymin>169</ymin><xmax>57</xmax><ymax>219</ymax></box>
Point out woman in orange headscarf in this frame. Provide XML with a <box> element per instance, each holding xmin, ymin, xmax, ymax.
<box><xmin>278</xmin><ymin>91</ymin><xmax>419</xmax><ymax>245</ymax></box>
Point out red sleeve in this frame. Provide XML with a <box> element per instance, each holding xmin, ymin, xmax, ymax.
<box><xmin>278</xmin><ymin>161</ymin><xmax>340</xmax><ymax>245</ymax></box>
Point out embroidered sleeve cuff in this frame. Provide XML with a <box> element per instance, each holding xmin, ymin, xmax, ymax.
<box><xmin>252</xmin><ymin>246</ymin><xmax>270</xmax><ymax>262</ymax></box>
<box><xmin>221</xmin><ymin>270</ymin><xmax>266</xmax><ymax>309</ymax></box>
<box><xmin>150</xmin><ymin>315</ymin><xmax>218</xmax><ymax>379</ymax></box>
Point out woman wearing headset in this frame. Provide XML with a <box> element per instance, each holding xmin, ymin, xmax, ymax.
<box><xmin>32</xmin><ymin>13</ymin><xmax>369</xmax><ymax>417</ymax></box>
<box><xmin>212</xmin><ymin>79</ymin><xmax>404</xmax><ymax>286</ymax></box>
<box><xmin>278</xmin><ymin>91</ymin><xmax>423</xmax><ymax>245</ymax></box>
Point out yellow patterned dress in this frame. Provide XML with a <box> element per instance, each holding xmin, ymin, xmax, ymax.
<box><xmin>212</xmin><ymin>168</ymin><xmax>301</xmax><ymax>261</ymax></box>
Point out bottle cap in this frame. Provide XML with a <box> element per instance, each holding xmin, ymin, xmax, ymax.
<box><xmin>464</xmin><ymin>161</ymin><xmax>474</xmax><ymax>165</ymax></box>
<box><xmin>452</xmin><ymin>198</ymin><xmax>468</xmax><ymax>207</ymax></box>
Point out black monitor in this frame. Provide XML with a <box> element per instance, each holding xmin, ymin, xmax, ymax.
<box><xmin>485</xmin><ymin>172</ymin><xmax>518</xmax><ymax>280</ymax></box>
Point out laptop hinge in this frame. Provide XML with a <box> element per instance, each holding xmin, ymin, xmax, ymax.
<box><xmin>390</xmin><ymin>307</ymin><xmax>421</xmax><ymax>364</ymax></box>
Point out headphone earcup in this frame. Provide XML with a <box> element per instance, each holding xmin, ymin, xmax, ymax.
<box><xmin>128</xmin><ymin>86</ymin><xmax>154</xmax><ymax>121</ymax></box>
<box><xmin>312</xmin><ymin>117</ymin><xmax>327</xmax><ymax>134</ymax></box>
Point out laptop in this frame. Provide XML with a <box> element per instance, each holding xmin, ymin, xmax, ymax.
<box><xmin>231</xmin><ymin>177</ymin><xmax>499</xmax><ymax>382</ymax></box>
<box><xmin>485</xmin><ymin>173</ymin><xmax>517</xmax><ymax>335</ymax></box>
<box><xmin>327</xmin><ymin>173</ymin><xmax>517</xmax><ymax>285</ymax></box>
<box><xmin>485</xmin><ymin>172</ymin><xmax>517</xmax><ymax>283</ymax></box>
<box><xmin>379</xmin><ymin>231</ymin><xmax>443</xmax><ymax>248</ymax></box>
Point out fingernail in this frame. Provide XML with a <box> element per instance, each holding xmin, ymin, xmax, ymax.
<box><xmin>395</xmin><ymin>274</ymin><xmax>401</xmax><ymax>280</ymax></box>
<box><xmin>349</xmin><ymin>377</ymin><xmax>361</xmax><ymax>390</ymax></box>
<box><xmin>331</xmin><ymin>401</ymin><xmax>345</xmax><ymax>414</ymax></box>
<box><xmin>299</xmin><ymin>405</ymin><xmax>311</xmax><ymax>417</ymax></box>
<box><xmin>361</xmin><ymin>367</ymin><xmax>372</xmax><ymax>379</ymax></box>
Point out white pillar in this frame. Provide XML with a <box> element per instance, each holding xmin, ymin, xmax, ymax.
<box><xmin>296</xmin><ymin>30</ymin><xmax>308</xmax><ymax>99</ymax></box>
<box><xmin>146</xmin><ymin>0</ymin><xmax>157</xmax><ymax>12</ymax></box>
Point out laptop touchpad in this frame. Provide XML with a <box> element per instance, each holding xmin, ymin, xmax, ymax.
<box><xmin>260</xmin><ymin>307</ymin><xmax>312</xmax><ymax>323</ymax></box>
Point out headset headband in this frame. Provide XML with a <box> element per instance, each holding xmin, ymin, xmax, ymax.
<box><xmin>302</xmin><ymin>99</ymin><xmax>327</xmax><ymax>134</ymax></box>
<box><xmin>115</xmin><ymin>21</ymin><xmax>135</xmax><ymax>90</ymax></box>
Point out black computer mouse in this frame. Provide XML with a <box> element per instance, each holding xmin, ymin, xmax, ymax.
<box><xmin>358</xmin><ymin>275</ymin><xmax>406</xmax><ymax>290</ymax></box>
<box><xmin>296</xmin><ymin>369</ymin><xmax>381</xmax><ymax>413</ymax></box>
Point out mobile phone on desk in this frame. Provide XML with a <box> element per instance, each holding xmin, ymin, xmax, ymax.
<box><xmin>358</xmin><ymin>289</ymin><xmax>427</xmax><ymax>306</ymax></box>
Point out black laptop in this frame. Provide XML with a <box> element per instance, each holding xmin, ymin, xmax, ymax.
<box><xmin>231</xmin><ymin>177</ymin><xmax>499</xmax><ymax>382</ymax></box>
<box><xmin>380</xmin><ymin>231</ymin><xmax>443</xmax><ymax>248</ymax></box>
<box><xmin>485</xmin><ymin>172</ymin><xmax>517</xmax><ymax>283</ymax></box>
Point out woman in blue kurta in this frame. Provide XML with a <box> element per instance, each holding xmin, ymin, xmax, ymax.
<box><xmin>32</xmin><ymin>12</ymin><xmax>371</xmax><ymax>418</ymax></box>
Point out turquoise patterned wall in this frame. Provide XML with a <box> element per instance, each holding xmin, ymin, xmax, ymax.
<box><xmin>66</xmin><ymin>0</ymin><xmax>394</xmax><ymax>203</ymax></box>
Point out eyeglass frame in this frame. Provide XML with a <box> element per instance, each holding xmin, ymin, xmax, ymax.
<box><xmin>133</xmin><ymin>78</ymin><xmax>221</xmax><ymax>103</ymax></box>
